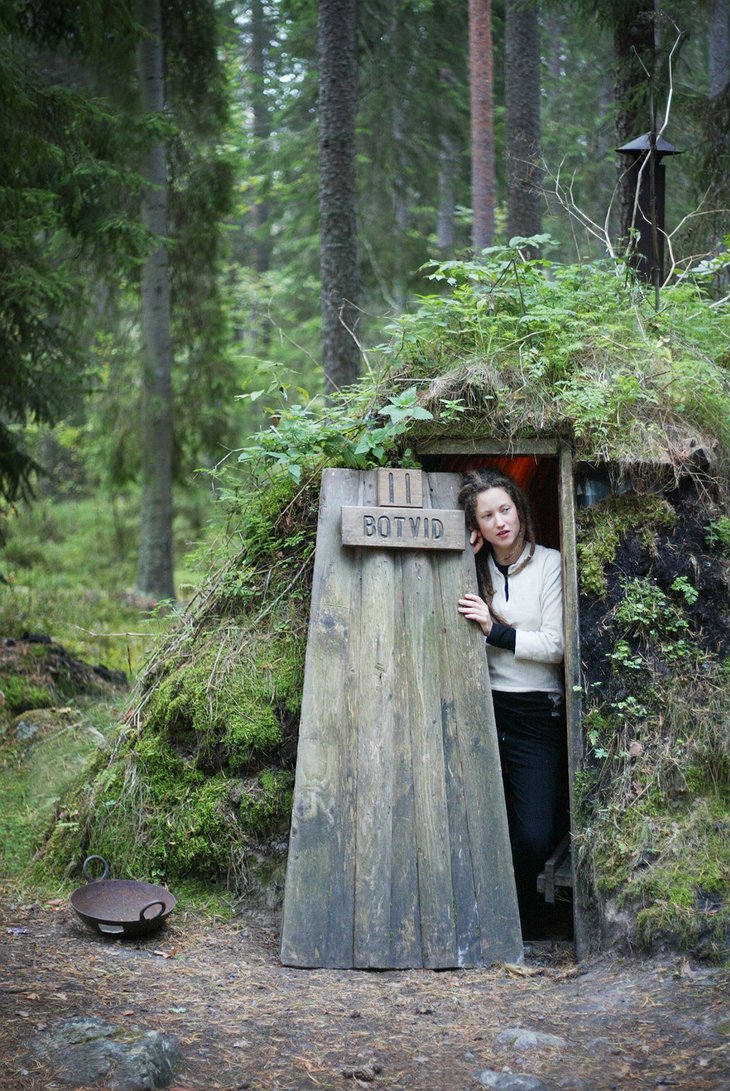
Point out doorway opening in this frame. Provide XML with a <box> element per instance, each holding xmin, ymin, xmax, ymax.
<box><xmin>420</xmin><ymin>446</ymin><xmax>579</xmax><ymax>947</ymax></box>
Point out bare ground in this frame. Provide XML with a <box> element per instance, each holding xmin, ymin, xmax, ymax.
<box><xmin>1</xmin><ymin>893</ymin><xmax>728</xmax><ymax>1091</ymax></box>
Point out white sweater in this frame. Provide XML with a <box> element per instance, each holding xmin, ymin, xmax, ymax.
<box><xmin>485</xmin><ymin>543</ymin><xmax>564</xmax><ymax>694</ymax></box>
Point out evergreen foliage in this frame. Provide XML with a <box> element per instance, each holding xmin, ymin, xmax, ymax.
<box><xmin>1</xmin><ymin>0</ymin><xmax>237</xmax><ymax>530</ymax></box>
<box><xmin>0</xmin><ymin>1</ymin><xmax>150</xmax><ymax>508</ymax></box>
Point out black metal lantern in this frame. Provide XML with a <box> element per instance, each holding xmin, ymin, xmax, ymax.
<box><xmin>616</xmin><ymin>132</ymin><xmax>681</xmax><ymax>288</ymax></box>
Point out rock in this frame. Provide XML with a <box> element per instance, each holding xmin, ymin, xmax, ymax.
<box><xmin>496</xmin><ymin>1027</ymin><xmax>567</xmax><ymax>1051</ymax></box>
<box><xmin>476</xmin><ymin>1070</ymin><xmax>546</xmax><ymax>1090</ymax></box>
<box><xmin>9</xmin><ymin>706</ymin><xmax>83</xmax><ymax>744</ymax></box>
<box><xmin>31</xmin><ymin>1016</ymin><xmax>181</xmax><ymax>1090</ymax></box>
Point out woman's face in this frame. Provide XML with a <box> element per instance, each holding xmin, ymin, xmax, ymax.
<box><xmin>474</xmin><ymin>486</ymin><xmax>522</xmax><ymax>560</ymax></box>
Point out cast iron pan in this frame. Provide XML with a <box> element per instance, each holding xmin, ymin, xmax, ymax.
<box><xmin>70</xmin><ymin>856</ymin><xmax>177</xmax><ymax>938</ymax></box>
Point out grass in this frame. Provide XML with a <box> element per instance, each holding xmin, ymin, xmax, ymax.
<box><xmin>0</xmin><ymin>487</ymin><xmax>216</xmax><ymax>674</ymax></box>
<box><xmin>0</xmin><ymin>696</ymin><xmax>126</xmax><ymax>878</ymax></box>
<box><xmin>0</xmin><ymin>484</ymin><xmax>219</xmax><ymax>882</ymax></box>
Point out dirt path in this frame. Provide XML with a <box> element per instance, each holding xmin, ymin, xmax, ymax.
<box><xmin>1</xmin><ymin>893</ymin><xmax>727</xmax><ymax>1091</ymax></box>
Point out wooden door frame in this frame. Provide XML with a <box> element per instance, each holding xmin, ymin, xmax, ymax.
<box><xmin>415</xmin><ymin>437</ymin><xmax>592</xmax><ymax>957</ymax></box>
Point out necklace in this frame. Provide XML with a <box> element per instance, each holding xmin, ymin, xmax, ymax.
<box><xmin>496</xmin><ymin>537</ymin><xmax>525</xmax><ymax>566</ymax></box>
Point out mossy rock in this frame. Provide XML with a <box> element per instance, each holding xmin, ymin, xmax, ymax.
<box><xmin>0</xmin><ymin>706</ymin><xmax>110</xmax><ymax>876</ymax></box>
<box><xmin>0</xmin><ymin>637</ymin><xmax>128</xmax><ymax>728</ymax></box>
<box><xmin>591</xmin><ymin>794</ymin><xmax>729</xmax><ymax>960</ymax></box>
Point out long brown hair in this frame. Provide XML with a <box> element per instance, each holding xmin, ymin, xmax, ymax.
<box><xmin>458</xmin><ymin>468</ymin><xmax>536</xmax><ymax>607</ymax></box>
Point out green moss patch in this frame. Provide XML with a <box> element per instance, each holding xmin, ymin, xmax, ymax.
<box><xmin>0</xmin><ymin>638</ymin><xmax>128</xmax><ymax>730</ymax></box>
<box><xmin>145</xmin><ymin>628</ymin><xmax>303</xmax><ymax>772</ymax></box>
<box><xmin>594</xmin><ymin>795</ymin><xmax>729</xmax><ymax>960</ymax></box>
<box><xmin>576</xmin><ymin>493</ymin><xmax>676</xmax><ymax>598</ymax></box>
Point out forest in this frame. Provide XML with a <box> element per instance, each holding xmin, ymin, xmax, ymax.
<box><xmin>1</xmin><ymin>1</ymin><xmax>729</xmax><ymax>1087</ymax></box>
<box><xmin>2</xmin><ymin>0</ymin><xmax>728</xmax><ymax>603</ymax></box>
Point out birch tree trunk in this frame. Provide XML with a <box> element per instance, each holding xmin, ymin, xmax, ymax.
<box><xmin>318</xmin><ymin>0</ymin><xmax>360</xmax><ymax>393</ymax></box>
<box><xmin>136</xmin><ymin>0</ymin><xmax>175</xmax><ymax>602</ymax></box>
<box><xmin>469</xmin><ymin>0</ymin><xmax>495</xmax><ymax>251</ymax></box>
<box><xmin>505</xmin><ymin>0</ymin><xmax>542</xmax><ymax>246</ymax></box>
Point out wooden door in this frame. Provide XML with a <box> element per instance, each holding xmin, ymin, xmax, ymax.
<box><xmin>280</xmin><ymin>469</ymin><xmax>522</xmax><ymax>968</ymax></box>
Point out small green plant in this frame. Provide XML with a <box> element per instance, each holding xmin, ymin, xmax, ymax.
<box><xmin>584</xmin><ymin>707</ymin><xmax>611</xmax><ymax>760</ymax></box>
<box><xmin>615</xmin><ymin>577</ymin><xmax>689</xmax><ymax>640</ymax></box>
<box><xmin>233</xmin><ymin>384</ymin><xmax>434</xmax><ymax>485</ymax></box>
<box><xmin>607</xmin><ymin>640</ymin><xmax>644</xmax><ymax>671</ymax></box>
<box><xmin>705</xmin><ymin>516</ymin><xmax>730</xmax><ymax>553</ymax></box>
<box><xmin>670</xmin><ymin>575</ymin><xmax>699</xmax><ymax>605</ymax></box>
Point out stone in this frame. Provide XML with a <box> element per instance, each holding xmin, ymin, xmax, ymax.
<box><xmin>476</xmin><ymin>1070</ymin><xmax>546</xmax><ymax>1090</ymax></box>
<box><xmin>31</xmin><ymin>1016</ymin><xmax>181</xmax><ymax>1090</ymax></box>
<box><xmin>497</xmin><ymin>1027</ymin><xmax>567</xmax><ymax>1051</ymax></box>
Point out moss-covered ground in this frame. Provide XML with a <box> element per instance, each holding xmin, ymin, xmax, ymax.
<box><xmin>0</xmin><ymin>487</ymin><xmax>221</xmax><ymax>894</ymax></box>
<box><xmin>575</xmin><ymin>482</ymin><xmax>730</xmax><ymax>959</ymax></box>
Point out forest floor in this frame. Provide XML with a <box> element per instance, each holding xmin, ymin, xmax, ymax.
<box><xmin>1</xmin><ymin>891</ymin><xmax>728</xmax><ymax>1091</ymax></box>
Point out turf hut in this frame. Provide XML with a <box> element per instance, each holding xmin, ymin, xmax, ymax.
<box><xmin>40</xmin><ymin>250</ymin><xmax>730</xmax><ymax>963</ymax></box>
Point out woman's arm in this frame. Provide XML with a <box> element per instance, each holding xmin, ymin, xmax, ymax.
<box><xmin>513</xmin><ymin>552</ymin><xmax>564</xmax><ymax>665</ymax></box>
<box><xmin>457</xmin><ymin>592</ymin><xmax>493</xmax><ymax>636</ymax></box>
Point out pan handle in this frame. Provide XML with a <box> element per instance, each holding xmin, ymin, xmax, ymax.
<box><xmin>83</xmin><ymin>855</ymin><xmax>110</xmax><ymax>882</ymax></box>
<box><xmin>140</xmin><ymin>900</ymin><xmax>166</xmax><ymax>922</ymax></box>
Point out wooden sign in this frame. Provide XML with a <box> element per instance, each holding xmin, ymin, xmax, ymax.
<box><xmin>377</xmin><ymin>467</ymin><xmax>422</xmax><ymax>507</ymax></box>
<box><xmin>341</xmin><ymin>505</ymin><xmax>465</xmax><ymax>549</ymax></box>
<box><xmin>342</xmin><ymin>467</ymin><xmax>465</xmax><ymax>551</ymax></box>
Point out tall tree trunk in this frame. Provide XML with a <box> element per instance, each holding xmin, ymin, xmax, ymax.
<box><xmin>248</xmin><ymin>0</ymin><xmax>273</xmax><ymax>352</ymax></box>
<box><xmin>709</xmin><ymin>0</ymin><xmax>729</xmax><ymax>98</ymax></box>
<box><xmin>469</xmin><ymin>0</ymin><xmax>495</xmax><ymax>251</ymax></box>
<box><xmin>615</xmin><ymin>1</ymin><xmax>657</xmax><ymax>246</ymax></box>
<box><xmin>386</xmin><ymin>4</ymin><xmax>410</xmax><ymax>312</ymax></box>
<box><xmin>136</xmin><ymin>0</ymin><xmax>175</xmax><ymax>602</ymax></box>
<box><xmin>505</xmin><ymin>0</ymin><xmax>542</xmax><ymax>247</ymax></box>
<box><xmin>437</xmin><ymin>130</ymin><xmax>458</xmax><ymax>256</ymax></box>
<box><xmin>436</xmin><ymin>66</ymin><xmax>458</xmax><ymax>257</ymax></box>
<box><xmin>318</xmin><ymin>0</ymin><xmax>360</xmax><ymax>393</ymax></box>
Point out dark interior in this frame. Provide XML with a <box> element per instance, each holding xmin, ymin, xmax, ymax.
<box><xmin>423</xmin><ymin>452</ymin><xmax>574</xmax><ymax>941</ymax></box>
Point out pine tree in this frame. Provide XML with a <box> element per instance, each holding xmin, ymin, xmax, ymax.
<box><xmin>505</xmin><ymin>0</ymin><xmax>542</xmax><ymax>245</ymax></box>
<box><xmin>318</xmin><ymin>0</ymin><xmax>360</xmax><ymax>392</ymax></box>
<box><xmin>136</xmin><ymin>0</ymin><xmax>175</xmax><ymax>602</ymax></box>
<box><xmin>469</xmin><ymin>0</ymin><xmax>496</xmax><ymax>250</ymax></box>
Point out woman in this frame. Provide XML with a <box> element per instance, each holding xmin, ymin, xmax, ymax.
<box><xmin>457</xmin><ymin>468</ymin><xmax>566</xmax><ymax>939</ymax></box>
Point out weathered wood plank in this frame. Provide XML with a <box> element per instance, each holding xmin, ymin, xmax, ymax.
<box><xmin>280</xmin><ymin>468</ymin><xmax>360</xmax><ymax>967</ymax></box>
<box><xmin>416</xmin><ymin>437</ymin><xmax>560</xmax><ymax>456</ymax></box>
<box><xmin>428</xmin><ymin>474</ymin><xmax>523</xmax><ymax>964</ymax></box>
<box><xmin>419</xmin><ymin>476</ymin><xmax>480</xmax><ymax>964</ymax></box>
<box><xmin>377</xmin><ymin>467</ymin><xmax>423</xmax><ymax>507</ymax></box>
<box><xmin>401</xmin><ymin>550</ymin><xmax>458</xmax><ymax>967</ymax></box>
<box><xmin>387</xmin><ymin>564</ymin><xmax>423</xmax><ymax>967</ymax></box>
<box><xmin>558</xmin><ymin>444</ymin><xmax>593</xmax><ymax>958</ymax></box>
<box><xmin>353</xmin><ymin>506</ymin><xmax>398</xmax><ymax>967</ymax></box>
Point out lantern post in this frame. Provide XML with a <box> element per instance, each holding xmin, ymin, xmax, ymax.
<box><xmin>616</xmin><ymin>131</ymin><xmax>681</xmax><ymax>302</ymax></box>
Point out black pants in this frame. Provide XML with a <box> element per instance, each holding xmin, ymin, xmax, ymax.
<box><xmin>491</xmin><ymin>689</ymin><xmax>568</xmax><ymax>938</ymax></box>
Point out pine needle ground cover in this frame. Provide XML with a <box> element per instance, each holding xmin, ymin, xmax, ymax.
<box><xmin>34</xmin><ymin>247</ymin><xmax>730</xmax><ymax>957</ymax></box>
